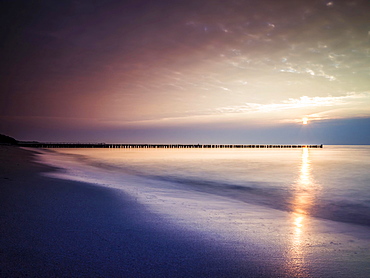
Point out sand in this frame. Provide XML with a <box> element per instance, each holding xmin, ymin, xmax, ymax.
<box><xmin>0</xmin><ymin>146</ymin><xmax>280</xmax><ymax>277</ymax></box>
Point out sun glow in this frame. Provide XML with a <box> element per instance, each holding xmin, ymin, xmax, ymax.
<box><xmin>302</xmin><ymin>117</ymin><xmax>308</xmax><ymax>125</ymax></box>
<box><xmin>287</xmin><ymin>147</ymin><xmax>317</xmax><ymax>277</ymax></box>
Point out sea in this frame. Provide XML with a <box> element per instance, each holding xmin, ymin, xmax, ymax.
<box><xmin>33</xmin><ymin>145</ymin><xmax>370</xmax><ymax>277</ymax></box>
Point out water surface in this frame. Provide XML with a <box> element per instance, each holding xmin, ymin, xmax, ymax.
<box><xmin>35</xmin><ymin>145</ymin><xmax>370</xmax><ymax>277</ymax></box>
<box><xmin>40</xmin><ymin>145</ymin><xmax>370</xmax><ymax>226</ymax></box>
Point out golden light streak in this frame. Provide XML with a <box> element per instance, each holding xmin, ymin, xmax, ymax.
<box><xmin>286</xmin><ymin>148</ymin><xmax>320</xmax><ymax>277</ymax></box>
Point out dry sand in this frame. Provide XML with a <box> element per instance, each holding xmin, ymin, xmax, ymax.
<box><xmin>0</xmin><ymin>146</ymin><xmax>280</xmax><ymax>277</ymax></box>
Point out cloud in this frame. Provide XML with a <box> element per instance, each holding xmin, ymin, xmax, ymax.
<box><xmin>102</xmin><ymin>92</ymin><xmax>370</xmax><ymax>127</ymax></box>
<box><xmin>216</xmin><ymin>93</ymin><xmax>370</xmax><ymax>114</ymax></box>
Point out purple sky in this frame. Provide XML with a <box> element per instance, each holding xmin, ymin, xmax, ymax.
<box><xmin>1</xmin><ymin>0</ymin><xmax>369</xmax><ymax>144</ymax></box>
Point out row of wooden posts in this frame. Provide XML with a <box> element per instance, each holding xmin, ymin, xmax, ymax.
<box><xmin>18</xmin><ymin>143</ymin><xmax>323</xmax><ymax>149</ymax></box>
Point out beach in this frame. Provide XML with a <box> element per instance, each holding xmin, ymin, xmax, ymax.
<box><xmin>0</xmin><ymin>146</ymin><xmax>278</xmax><ymax>277</ymax></box>
<box><xmin>1</xmin><ymin>145</ymin><xmax>370</xmax><ymax>277</ymax></box>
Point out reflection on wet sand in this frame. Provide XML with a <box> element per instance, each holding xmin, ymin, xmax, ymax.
<box><xmin>288</xmin><ymin>147</ymin><xmax>320</xmax><ymax>277</ymax></box>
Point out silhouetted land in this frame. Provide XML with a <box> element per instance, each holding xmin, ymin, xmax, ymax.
<box><xmin>0</xmin><ymin>134</ymin><xmax>17</xmax><ymax>145</ymax></box>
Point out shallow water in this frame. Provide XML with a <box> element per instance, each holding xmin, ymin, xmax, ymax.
<box><xmin>38</xmin><ymin>145</ymin><xmax>370</xmax><ymax>226</ymax></box>
<box><xmin>34</xmin><ymin>145</ymin><xmax>370</xmax><ymax>277</ymax></box>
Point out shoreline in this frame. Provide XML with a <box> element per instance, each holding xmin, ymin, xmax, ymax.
<box><xmin>0</xmin><ymin>146</ymin><xmax>281</xmax><ymax>277</ymax></box>
<box><xmin>2</xmin><ymin>146</ymin><xmax>370</xmax><ymax>277</ymax></box>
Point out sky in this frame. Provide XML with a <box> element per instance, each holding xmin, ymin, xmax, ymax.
<box><xmin>1</xmin><ymin>0</ymin><xmax>369</xmax><ymax>144</ymax></box>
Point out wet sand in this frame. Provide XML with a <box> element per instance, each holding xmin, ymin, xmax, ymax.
<box><xmin>0</xmin><ymin>146</ymin><xmax>280</xmax><ymax>277</ymax></box>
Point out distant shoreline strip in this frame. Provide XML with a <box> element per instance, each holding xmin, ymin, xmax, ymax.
<box><xmin>18</xmin><ymin>143</ymin><xmax>323</xmax><ymax>149</ymax></box>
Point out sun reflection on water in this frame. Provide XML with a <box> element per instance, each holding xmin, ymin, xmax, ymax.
<box><xmin>287</xmin><ymin>147</ymin><xmax>319</xmax><ymax>277</ymax></box>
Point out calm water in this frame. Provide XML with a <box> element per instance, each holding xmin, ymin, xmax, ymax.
<box><xmin>34</xmin><ymin>145</ymin><xmax>370</xmax><ymax>277</ymax></box>
<box><xmin>39</xmin><ymin>145</ymin><xmax>370</xmax><ymax>227</ymax></box>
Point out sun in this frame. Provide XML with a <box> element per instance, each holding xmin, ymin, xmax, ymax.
<box><xmin>302</xmin><ymin>117</ymin><xmax>308</xmax><ymax>125</ymax></box>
